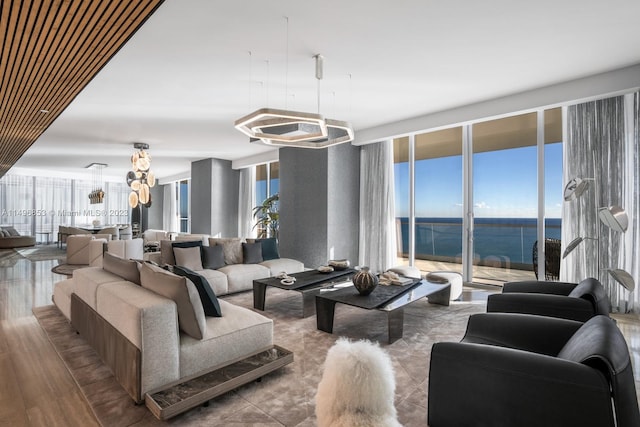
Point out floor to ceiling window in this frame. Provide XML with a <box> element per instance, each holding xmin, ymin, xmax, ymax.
<box><xmin>394</xmin><ymin>108</ymin><xmax>563</xmax><ymax>285</ymax></box>
<box><xmin>0</xmin><ymin>174</ymin><xmax>131</xmax><ymax>240</ymax></box>
<box><xmin>178</xmin><ymin>179</ymin><xmax>190</xmax><ymax>233</ymax></box>
<box><xmin>256</xmin><ymin>161</ymin><xmax>280</xmax><ymax>204</ymax></box>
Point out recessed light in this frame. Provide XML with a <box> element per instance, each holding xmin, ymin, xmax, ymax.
<box><xmin>39</xmin><ymin>109</ymin><xmax>49</xmax><ymax>114</ymax></box>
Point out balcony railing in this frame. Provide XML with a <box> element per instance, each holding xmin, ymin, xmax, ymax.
<box><xmin>396</xmin><ymin>217</ymin><xmax>561</xmax><ymax>271</ymax></box>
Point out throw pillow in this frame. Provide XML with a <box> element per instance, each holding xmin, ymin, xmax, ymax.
<box><xmin>256</xmin><ymin>237</ymin><xmax>280</xmax><ymax>260</ymax></box>
<box><xmin>202</xmin><ymin>245</ymin><xmax>225</xmax><ymax>270</ymax></box>
<box><xmin>140</xmin><ymin>263</ymin><xmax>207</xmax><ymax>340</ymax></box>
<box><xmin>3</xmin><ymin>226</ymin><xmax>20</xmax><ymax>237</ymax></box>
<box><xmin>172</xmin><ymin>266</ymin><xmax>222</xmax><ymax>317</ymax></box>
<box><xmin>0</xmin><ymin>229</ymin><xmax>9</xmax><ymax>237</ymax></box>
<box><xmin>103</xmin><ymin>252</ymin><xmax>141</xmax><ymax>285</ymax></box>
<box><xmin>209</xmin><ymin>238</ymin><xmax>244</xmax><ymax>264</ymax></box>
<box><xmin>242</xmin><ymin>242</ymin><xmax>263</xmax><ymax>264</ymax></box>
<box><xmin>174</xmin><ymin>246</ymin><xmax>204</xmax><ymax>271</ymax></box>
<box><xmin>171</xmin><ymin>240</ymin><xmax>203</xmax><ymax>266</ymax></box>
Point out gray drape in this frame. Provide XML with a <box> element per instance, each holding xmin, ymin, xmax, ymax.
<box><xmin>562</xmin><ymin>94</ymin><xmax>637</xmax><ymax>312</ymax></box>
<box><xmin>358</xmin><ymin>140</ymin><xmax>397</xmax><ymax>274</ymax></box>
<box><xmin>162</xmin><ymin>183</ymin><xmax>178</xmax><ymax>232</ymax></box>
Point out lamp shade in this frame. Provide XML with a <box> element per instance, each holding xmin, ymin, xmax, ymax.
<box><xmin>562</xmin><ymin>237</ymin><xmax>585</xmax><ymax>259</ymax></box>
<box><xmin>598</xmin><ymin>206</ymin><xmax>628</xmax><ymax>233</ymax></box>
<box><xmin>607</xmin><ymin>269</ymin><xmax>635</xmax><ymax>292</ymax></box>
<box><xmin>563</xmin><ymin>177</ymin><xmax>593</xmax><ymax>201</ymax></box>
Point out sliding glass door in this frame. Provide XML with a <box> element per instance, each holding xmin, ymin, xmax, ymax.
<box><xmin>394</xmin><ymin>108</ymin><xmax>563</xmax><ymax>285</ymax></box>
<box><xmin>471</xmin><ymin>113</ymin><xmax>539</xmax><ymax>283</ymax></box>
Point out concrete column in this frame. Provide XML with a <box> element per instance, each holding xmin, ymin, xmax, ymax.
<box><xmin>191</xmin><ymin>158</ymin><xmax>239</xmax><ymax>237</ymax></box>
<box><xmin>279</xmin><ymin>143</ymin><xmax>360</xmax><ymax>267</ymax></box>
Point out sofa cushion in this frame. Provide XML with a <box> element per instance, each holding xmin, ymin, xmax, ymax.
<box><xmin>202</xmin><ymin>245</ymin><xmax>225</xmax><ymax>270</ymax></box>
<box><xmin>218</xmin><ymin>263</ymin><xmax>271</xmax><ymax>293</ymax></box>
<box><xmin>259</xmin><ymin>258</ymin><xmax>305</xmax><ymax>276</ymax></box>
<box><xmin>242</xmin><ymin>242</ymin><xmax>263</xmax><ymax>264</ymax></box>
<box><xmin>179</xmin><ymin>299</ymin><xmax>273</xmax><ymax>378</ymax></box>
<box><xmin>107</xmin><ymin>238</ymin><xmax>144</xmax><ymax>261</ymax></box>
<box><xmin>196</xmin><ymin>268</ymin><xmax>229</xmax><ymax>295</ymax></box>
<box><xmin>140</xmin><ymin>263</ymin><xmax>207</xmax><ymax>340</ymax></box>
<box><xmin>73</xmin><ymin>267</ymin><xmax>128</xmax><ymax>310</ymax></box>
<box><xmin>174</xmin><ymin>246</ymin><xmax>204</xmax><ymax>271</ymax></box>
<box><xmin>103</xmin><ymin>251</ymin><xmax>141</xmax><ymax>285</ymax></box>
<box><xmin>209</xmin><ymin>238</ymin><xmax>244</xmax><ymax>265</ymax></box>
<box><xmin>172</xmin><ymin>266</ymin><xmax>222</xmax><ymax>317</ymax></box>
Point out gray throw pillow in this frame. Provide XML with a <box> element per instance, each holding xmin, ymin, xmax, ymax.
<box><xmin>202</xmin><ymin>245</ymin><xmax>225</xmax><ymax>269</ymax></box>
<box><xmin>242</xmin><ymin>242</ymin><xmax>263</xmax><ymax>264</ymax></box>
<box><xmin>140</xmin><ymin>263</ymin><xmax>207</xmax><ymax>340</ymax></box>
<box><xmin>174</xmin><ymin>246</ymin><xmax>204</xmax><ymax>271</ymax></box>
<box><xmin>255</xmin><ymin>237</ymin><xmax>280</xmax><ymax>260</ymax></box>
<box><xmin>103</xmin><ymin>252</ymin><xmax>141</xmax><ymax>285</ymax></box>
<box><xmin>3</xmin><ymin>226</ymin><xmax>20</xmax><ymax>237</ymax></box>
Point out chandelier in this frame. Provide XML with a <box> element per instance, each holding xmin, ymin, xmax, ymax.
<box><xmin>126</xmin><ymin>142</ymin><xmax>155</xmax><ymax>208</ymax></box>
<box><xmin>234</xmin><ymin>54</ymin><xmax>354</xmax><ymax>149</ymax></box>
<box><xmin>86</xmin><ymin>162</ymin><xmax>106</xmax><ymax>204</ymax></box>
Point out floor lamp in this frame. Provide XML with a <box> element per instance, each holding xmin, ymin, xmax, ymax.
<box><xmin>562</xmin><ymin>176</ymin><xmax>635</xmax><ymax>292</ymax></box>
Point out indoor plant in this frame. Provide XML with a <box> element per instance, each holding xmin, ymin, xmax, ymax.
<box><xmin>253</xmin><ymin>193</ymin><xmax>279</xmax><ymax>239</ymax></box>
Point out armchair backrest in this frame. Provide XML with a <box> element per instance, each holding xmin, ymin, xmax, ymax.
<box><xmin>568</xmin><ymin>278</ymin><xmax>610</xmax><ymax>316</ymax></box>
<box><xmin>143</xmin><ymin>229</ymin><xmax>168</xmax><ymax>245</ymax></box>
<box><xmin>558</xmin><ymin>316</ymin><xmax>640</xmax><ymax>427</ymax></box>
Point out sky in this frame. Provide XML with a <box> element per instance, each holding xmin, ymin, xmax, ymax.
<box><xmin>394</xmin><ymin>142</ymin><xmax>563</xmax><ymax>219</ymax></box>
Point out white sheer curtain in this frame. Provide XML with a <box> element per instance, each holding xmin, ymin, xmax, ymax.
<box><xmin>238</xmin><ymin>166</ymin><xmax>256</xmax><ymax>238</ymax></box>
<box><xmin>163</xmin><ymin>183</ymin><xmax>178</xmax><ymax>233</ymax></box>
<box><xmin>34</xmin><ymin>176</ymin><xmax>73</xmax><ymax>237</ymax></box>
<box><xmin>103</xmin><ymin>182</ymin><xmax>131</xmax><ymax>225</ymax></box>
<box><xmin>562</xmin><ymin>94</ymin><xmax>638</xmax><ymax>312</ymax></box>
<box><xmin>358</xmin><ymin>140</ymin><xmax>397</xmax><ymax>273</ymax></box>
<box><xmin>0</xmin><ymin>174</ymin><xmax>34</xmax><ymax>235</ymax></box>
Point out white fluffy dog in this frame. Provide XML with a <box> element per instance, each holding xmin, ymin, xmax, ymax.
<box><xmin>315</xmin><ymin>338</ymin><xmax>402</xmax><ymax>427</ymax></box>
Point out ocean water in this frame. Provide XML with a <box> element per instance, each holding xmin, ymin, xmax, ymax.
<box><xmin>398</xmin><ymin>217</ymin><xmax>562</xmax><ymax>265</ymax></box>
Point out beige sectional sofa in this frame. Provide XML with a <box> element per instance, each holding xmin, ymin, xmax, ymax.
<box><xmin>158</xmin><ymin>236</ymin><xmax>305</xmax><ymax>296</ymax></box>
<box><xmin>53</xmin><ymin>256</ymin><xmax>274</xmax><ymax>403</ymax></box>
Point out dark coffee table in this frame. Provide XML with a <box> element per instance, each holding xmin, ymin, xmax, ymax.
<box><xmin>315</xmin><ymin>278</ymin><xmax>451</xmax><ymax>343</ymax></box>
<box><xmin>253</xmin><ymin>269</ymin><xmax>356</xmax><ymax>317</ymax></box>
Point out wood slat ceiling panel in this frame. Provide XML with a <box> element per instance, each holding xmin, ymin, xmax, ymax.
<box><xmin>0</xmin><ymin>0</ymin><xmax>164</xmax><ymax>178</ymax></box>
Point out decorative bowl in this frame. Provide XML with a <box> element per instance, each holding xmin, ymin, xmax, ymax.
<box><xmin>328</xmin><ymin>259</ymin><xmax>350</xmax><ymax>270</ymax></box>
<box><xmin>317</xmin><ymin>265</ymin><xmax>334</xmax><ymax>273</ymax></box>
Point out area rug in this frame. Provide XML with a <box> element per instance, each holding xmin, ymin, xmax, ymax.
<box><xmin>51</xmin><ymin>263</ymin><xmax>87</xmax><ymax>277</ymax></box>
<box><xmin>15</xmin><ymin>244</ymin><xmax>66</xmax><ymax>261</ymax></box>
<box><xmin>34</xmin><ymin>288</ymin><xmax>486</xmax><ymax>426</ymax></box>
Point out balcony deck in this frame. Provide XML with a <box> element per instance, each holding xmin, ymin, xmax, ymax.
<box><xmin>398</xmin><ymin>257</ymin><xmax>538</xmax><ymax>287</ymax></box>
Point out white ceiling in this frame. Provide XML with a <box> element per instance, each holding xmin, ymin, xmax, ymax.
<box><xmin>13</xmin><ymin>0</ymin><xmax>640</xmax><ymax>182</ymax></box>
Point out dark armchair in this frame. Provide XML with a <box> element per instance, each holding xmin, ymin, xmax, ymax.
<box><xmin>486</xmin><ymin>277</ymin><xmax>609</xmax><ymax>322</ymax></box>
<box><xmin>428</xmin><ymin>313</ymin><xmax>640</xmax><ymax>427</ymax></box>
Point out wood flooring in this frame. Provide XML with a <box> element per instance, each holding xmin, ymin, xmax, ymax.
<box><xmin>0</xmin><ymin>248</ymin><xmax>98</xmax><ymax>426</ymax></box>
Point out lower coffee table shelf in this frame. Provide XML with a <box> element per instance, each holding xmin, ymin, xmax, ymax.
<box><xmin>145</xmin><ymin>345</ymin><xmax>293</xmax><ymax>420</ymax></box>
